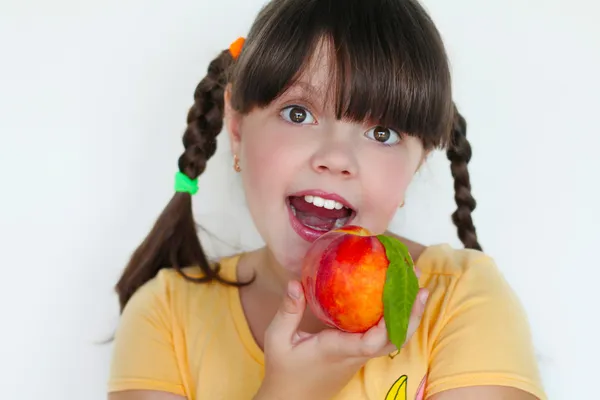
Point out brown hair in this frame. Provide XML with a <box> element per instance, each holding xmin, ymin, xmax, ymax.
<box><xmin>116</xmin><ymin>0</ymin><xmax>482</xmax><ymax>311</ymax></box>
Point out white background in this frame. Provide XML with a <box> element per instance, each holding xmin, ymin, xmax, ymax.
<box><xmin>1</xmin><ymin>0</ymin><xmax>598</xmax><ymax>399</ymax></box>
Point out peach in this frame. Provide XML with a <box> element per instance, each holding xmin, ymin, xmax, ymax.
<box><xmin>301</xmin><ymin>225</ymin><xmax>419</xmax><ymax>347</ymax></box>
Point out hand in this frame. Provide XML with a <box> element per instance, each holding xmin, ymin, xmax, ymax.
<box><xmin>254</xmin><ymin>277</ymin><xmax>429</xmax><ymax>400</ymax></box>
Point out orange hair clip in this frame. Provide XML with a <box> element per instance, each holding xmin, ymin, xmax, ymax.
<box><xmin>229</xmin><ymin>37</ymin><xmax>245</xmax><ymax>59</ymax></box>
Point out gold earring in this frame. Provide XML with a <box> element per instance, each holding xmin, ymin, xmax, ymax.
<box><xmin>233</xmin><ymin>154</ymin><xmax>241</xmax><ymax>172</ymax></box>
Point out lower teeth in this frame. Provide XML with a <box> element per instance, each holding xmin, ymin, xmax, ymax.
<box><xmin>306</xmin><ymin>224</ymin><xmax>329</xmax><ymax>231</ymax></box>
<box><xmin>305</xmin><ymin>218</ymin><xmax>347</xmax><ymax>231</ymax></box>
<box><xmin>333</xmin><ymin>218</ymin><xmax>346</xmax><ymax>229</ymax></box>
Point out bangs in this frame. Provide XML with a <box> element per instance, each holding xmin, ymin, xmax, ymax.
<box><xmin>229</xmin><ymin>0</ymin><xmax>454</xmax><ymax>149</ymax></box>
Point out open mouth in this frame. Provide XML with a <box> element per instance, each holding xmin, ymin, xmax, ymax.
<box><xmin>286</xmin><ymin>193</ymin><xmax>356</xmax><ymax>242</ymax></box>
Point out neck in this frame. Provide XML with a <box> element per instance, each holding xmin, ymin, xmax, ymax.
<box><xmin>259</xmin><ymin>246</ymin><xmax>296</xmax><ymax>294</ymax></box>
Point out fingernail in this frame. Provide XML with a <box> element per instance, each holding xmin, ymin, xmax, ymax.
<box><xmin>419</xmin><ymin>290</ymin><xmax>429</xmax><ymax>305</ymax></box>
<box><xmin>288</xmin><ymin>281</ymin><xmax>301</xmax><ymax>300</ymax></box>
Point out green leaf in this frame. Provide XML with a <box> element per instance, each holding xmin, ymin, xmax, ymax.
<box><xmin>377</xmin><ymin>234</ymin><xmax>419</xmax><ymax>350</ymax></box>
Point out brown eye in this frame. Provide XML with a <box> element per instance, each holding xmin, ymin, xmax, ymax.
<box><xmin>365</xmin><ymin>125</ymin><xmax>401</xmax><ymax>145</ymax></box>
<box><xmin>290</xmin><ymin>107</ymin><xmax>306</xmax><ymax>123</ymax></box>
<box><xmin>281</xmin><ymin>106</ymin><xmax>316</xmax><ymax>124</ymax></box>
<box><xmin>373</xmin><ymin>126</ymin><xmax>390</xmax><ymax>142</ymax></box>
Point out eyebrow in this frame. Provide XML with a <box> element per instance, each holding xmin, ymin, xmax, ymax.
<box><xmin>279</xmin><ymin>80</ymin><xmax>337</xmax><ymax>115</ymax></box>
<box><xmin>287</xmin><ymin>80</ymin><xmax>325</xmax><ymax>98</ymax></box>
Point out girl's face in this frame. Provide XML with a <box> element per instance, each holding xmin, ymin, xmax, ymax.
<box><xmin>225</xmin><ymin>47</ymin><xmax>425</xmax><ymax>275</ymax></box>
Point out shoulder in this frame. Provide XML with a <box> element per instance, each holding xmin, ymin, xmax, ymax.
<box><xmin>385</xmin><ymin>233</ymin><xmax>499</xmax><ymax>282</ymax></box>
<box><xmin>417</xmin><ymin>244</ymin><xmax>536</xmax><ymax>351</ymax></box>
<box><xmin>417</xmin><ymin>244</ymin><xmax>527</xmax><ymax>328</ymax></box>
<box><xmin>417</xmin><ymin>243</ymin><xmax>498</xmax><ymax>277</ymax></box>
<box><xmin>417</xmin><ymin>244</ymin><xmax>510</xmax><ymax>295</ymax></box>
<box><xmin>415</xmin><ymin>245</ymin><xmax>546</xmax><ymax>400</ymax></box>
<box><xmin>145</xmin><ymin>253</ymin><xmax>242</xmax><ymax>290</ymax></box>
<box><xmin>123</xmin><ymin>254</ymin><xmax>244</xmax><ymax>319</ymax></box>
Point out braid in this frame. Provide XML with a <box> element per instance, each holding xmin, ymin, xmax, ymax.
<box><xmin>180</xmin><ymin>50</ymin><xmax>232</xmax><ymax>177</ymax></box>
<box><xmin>115</xmin><ymin>49</ymin><xmax>251</xmax><ymax>312</ymax></box>
<box><xmin>446</xmin><ymin>106</ymin><xmax>483</xmax><ymax>251</ymax></box>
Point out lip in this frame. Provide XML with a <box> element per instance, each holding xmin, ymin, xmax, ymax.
<box><xmin>287</xmin><ymin>189</ymin><xmax>356</xmax><ymax>211</ymax></box>
<box><xmin>285</xmin><ymin>195</ymin><xmax>357</xmax><ymax>243</ymax></box>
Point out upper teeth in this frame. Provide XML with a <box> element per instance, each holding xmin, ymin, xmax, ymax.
<box><xmin>304</xmin><ymin>195</ymin><xmax>345</xmax><ymax>210</ymax></box>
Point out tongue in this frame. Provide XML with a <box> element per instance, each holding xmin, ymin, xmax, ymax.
<box><xmin>289</xmin><ymin>196</ymin><xmax>351</xmax><ymax>231</ymax></box>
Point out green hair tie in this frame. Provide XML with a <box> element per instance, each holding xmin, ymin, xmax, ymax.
<box><xmin>174</xmin><ymin>171</ymin><xmax>198</xmax><ymax>195</ymax></box>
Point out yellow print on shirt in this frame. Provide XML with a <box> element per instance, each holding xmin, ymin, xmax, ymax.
<box><xmin>384</xmin><ymin>375</ymin><xmax>408</xmax><ymax>400</ymax></box>
<box><xmin>384</xmin><ymin>375</ymin><xmax>426</xmax><ymax>400</ymax></box>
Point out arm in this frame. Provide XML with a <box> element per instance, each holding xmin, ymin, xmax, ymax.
<box><xmin>109</xmin><ymin>391</ymin><xmax>186</xmax><ymax>400</ymax></box>
<box><xmin>429</xmin><ymin>386</ymin><xmax>540</xmax><ymax>400</ymax></box>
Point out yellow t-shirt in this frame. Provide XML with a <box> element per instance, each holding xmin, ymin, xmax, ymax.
<box><xmin>108</xmin><ymin>244</ymin><xmax>547</xmax><ymax>400</ymax></box>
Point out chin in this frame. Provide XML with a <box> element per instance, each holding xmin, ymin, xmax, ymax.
<box><xmin>268</xmin><ymin>237</ymin><xmax>309</xmax><ymax>277</ymax></box>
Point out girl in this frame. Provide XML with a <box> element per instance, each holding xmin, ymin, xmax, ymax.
<box><xmin>108</xmin><ymin>0</ymin><xmax>547</xmax><ymax>399</ymax></box>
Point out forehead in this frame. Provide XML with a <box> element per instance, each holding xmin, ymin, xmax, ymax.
<box><xmin>299</xmin><ymin>39</ymin><xmax>332</xmax><ymax>85</ymax></box>
<box><xmin>279</xmin><ymin>39</ymin><xmax>338</xmax><ymax>109</ymax></box>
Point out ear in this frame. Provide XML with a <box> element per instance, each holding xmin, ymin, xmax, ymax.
<box><xmin>224</xmin><ymin>84</ymin><xmax>242</xmax><ymax>157</ymax></box>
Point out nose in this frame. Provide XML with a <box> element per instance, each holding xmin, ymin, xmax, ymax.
<box><xmin>310</xmin><ymin>139</ymin><xmax>358</xmax><ymax>178</ymax></box>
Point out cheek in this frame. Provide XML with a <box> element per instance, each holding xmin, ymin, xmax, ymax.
<box><xmin>237</xmin><ymin>120</ymin><xmax>301</xmax><ymax>208</ymax></box>
<box><xmin>360</xmin><ymin>147</ymin><xmax>420</xmax><ymax>230</ymax></box>
<box><xmin>364</xmin><ymin>168</ymin><xmax>410</xmax><ymax>218</ymax></box>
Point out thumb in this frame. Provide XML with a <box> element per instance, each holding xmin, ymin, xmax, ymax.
<box><xmin>265</xmin><ymin>280</ymin><xmax>306</xmax><ymax>345</ymax></box>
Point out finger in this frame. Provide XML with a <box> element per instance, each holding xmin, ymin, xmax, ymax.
<box><xmin>292</xmin><ymin>330</ymin><xmax>312</xmax><ymax>345</ymax></box>
<box><xmin>360</xmin><ymin>319</ymin><xmax>403</xmax><ymax>358</ymax></box>
<box><xmin>358</xmin><ymin>318</ymin><xmax>391</xmax><ymax>357</ymax></box>
<box><xmin>317</xmin><ymin>318</ymin><xmax>388</xmax><ymax>360</ymax></box>
<box><xmin>265</xmin><ymin>280</ymin><xmax>306</xmax><ymax>347</ymax></box>
<box><xmin>415</xmin><ymin>266</ymin><xmax>422</xmax><ymax>279</ymax></box>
